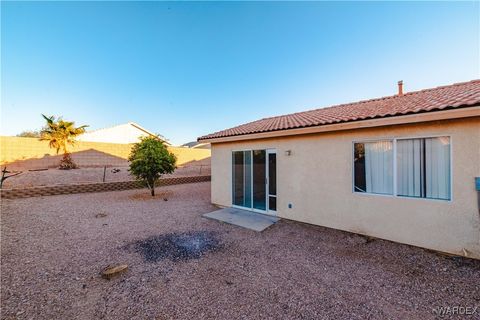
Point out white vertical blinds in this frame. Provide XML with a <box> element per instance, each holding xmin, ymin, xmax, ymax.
<box><xmin>425</xmin><ymin>137</ymin><xmax>451</xmax><ymax>200</ymax></box>
<box><xmin>354</xmin><ymin>136</ymin><xmax>451</xmax><ymax>200</ymax></box>
<box><xmin>396</xmin><ymin>137</ymin><xmax>450</xmax><ymax>200</ymax></box>
<box><xmin>397</xmin><ymin>139</ymin><xmax>424</xmax><ymax>197</ymax></box>
<box><xmin>365</xmin><ymin>141</ymin><xmax>393</xmax><ymax>194</ymax></box>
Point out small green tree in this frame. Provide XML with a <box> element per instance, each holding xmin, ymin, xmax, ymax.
<box><xmin>39</xmin><ymin>114</ymin><xmax>88</xmax><ymax>169</ymax></box>
<box><xmin>128</xmin><ymin>136</ymin><xmax>177</xmax><ymax>196</ymax></box>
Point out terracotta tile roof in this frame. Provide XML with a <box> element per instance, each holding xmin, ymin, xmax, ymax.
<box><xmin>198</xmin><ymin>80</ymin><xmax>480</xmax><ymax>141</ymax></box>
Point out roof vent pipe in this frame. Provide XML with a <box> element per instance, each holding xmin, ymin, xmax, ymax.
<box><xmin>398</xmin><ymin>80</ymin><xmax>404</xmax><ymax>96</ymax></box>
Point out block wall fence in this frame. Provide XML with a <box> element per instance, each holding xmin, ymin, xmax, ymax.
<box><xmin>0</xmin><ymin>175</ymin><xmax>211</xmax><ymax>199</ymax></box>
<box><xmin>0</xmin><ymin>136</ymin><xmax>210</xmax><ymax>170</ymax></box>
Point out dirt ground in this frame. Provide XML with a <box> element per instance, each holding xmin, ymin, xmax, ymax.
<box><xmin>2</xmin><ymin>164</ymin><xmax>211</xmax><ymax>188</ymax></box>
<box><xmin>1</xmin><ymin>182</ymin><xmax>479</xmax><ymax>320</ymax></box>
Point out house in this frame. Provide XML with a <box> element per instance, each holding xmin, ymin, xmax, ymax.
<box><xmin>198</xmin><ymin>80</ymin><xmax>480</xmax><ymax>259</ymax></box>
<box><xmin>181</xmin><ymin>141</ymin><xmax>211</xmax><ymax>149</ymax></box>
<box><xmin>77</xmin><ymin>122</ymin><xmax>170</xmax><ymax>145</ymax></box>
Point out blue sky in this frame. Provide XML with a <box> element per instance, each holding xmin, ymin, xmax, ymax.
<box><xmin>1</xmin><ymin>1</ymin><xmax>479</xmax><ymax>145</ymax></box>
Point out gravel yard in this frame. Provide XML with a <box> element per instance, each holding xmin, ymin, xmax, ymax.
<box><xmin>2</xmin><ymin>163</ymin><xmax>210</xmax><ymax>188</ymax></box>
<box><xmin>1</xmin><ymin>182</ymin><xmax>479</xmax><ymax>320</ymax></box>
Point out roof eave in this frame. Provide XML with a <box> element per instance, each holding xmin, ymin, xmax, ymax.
<box><xmin>198</xmin><ymin>106</ymin><xmax>480</xmax><ymax>144</ymax></box>
<box><xmin>129</xmin><ymin>122</ymin><xmax>171</xmax><ymax>145</ymax></box>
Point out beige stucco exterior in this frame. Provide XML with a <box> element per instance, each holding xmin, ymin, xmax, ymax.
<box><xmin>210</xmin><ymin>117</ymin><xmax>480</xmax><ymax>259</ymax></box>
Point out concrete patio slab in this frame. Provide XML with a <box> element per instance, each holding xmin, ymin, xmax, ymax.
<box><xmin>203</xmin><ymin>207</ymin><xmax>279</xmax><ymax>232</ymax></box>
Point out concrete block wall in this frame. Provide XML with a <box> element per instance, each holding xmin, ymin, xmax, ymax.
<box><xmin>0</xmin><ymin>136</ymin><xmax>210</xmax><ymax>170</ymax></box>
<box><xmin>0</xmin><ymin>175</ymin><xmax>211</xmax><ymax>199</ymax></box>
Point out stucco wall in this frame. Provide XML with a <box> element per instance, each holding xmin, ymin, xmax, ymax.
<box><xmin>0</xmin><ymin>137</ymin><xmax>210</xmax><ymax>170</ymax></box>
<box><xmin>210</xmin><ymin>117</ymin><xmax>480</xmax><ymax>258</ymax></box>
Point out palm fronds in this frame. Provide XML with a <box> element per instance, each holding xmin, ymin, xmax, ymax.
<box><xmin>39</xmin><ymin>114</ymin><xmax>88</xmax><ymax>154</ymax></box>
<box><xmin>39</xmin><ymin>115</ymin><xmax>88</xmax><ymax>169</ymax></box>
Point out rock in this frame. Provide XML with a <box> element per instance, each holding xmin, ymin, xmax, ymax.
<box><xmin>95</xmin><ymin>212</ymin><xmax>108</xmax><ymax>218</ymax></box>
<box><xmin>101</xmin><ymin>264</ymin><xmax>128</xmax><ymax>279</ymax></box>
<box><xmin>346</xmin><ymin>234</ymin><xmax>369</xmax><ymax>245</ymax></box>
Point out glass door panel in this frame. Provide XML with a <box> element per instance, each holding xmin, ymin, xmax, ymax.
<box><xmin>268</xmin><ymin>152</ymin><xmax>277</xmax><ymax>212</ymax></box>
<box><xmin>232</xmin><ymin>151</ymin><xmax>252</xmax><ymax>208</ymax></box>
<box><xmin>252</xmin><ymin>150</ymin><xmax>266</xmax><ymax>210</ymax></box>
<box><xmin>244</xmin><ymin>151</ymin><xmax>252</xmax><ymax>207</ymax></box>
<box><xmin>232</xmin><ymin>151</ymin><xmax>244</xmax><ymax>206</ymax></box>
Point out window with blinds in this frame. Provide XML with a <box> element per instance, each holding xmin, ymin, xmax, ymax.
<box><xmin>353</xmin><ymin>136</ymin><xmax>451</xmax><ymax>201</ymax></box>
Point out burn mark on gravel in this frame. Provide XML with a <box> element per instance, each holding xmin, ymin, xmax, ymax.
<box><xmin>447</xmin><ymin>256</ymin><xmax>480</xmax><ymax>269</ymax></box>
<box><xmin>130</xmin><ymin>231</ymin><xmax>221</xmax><ymax>262</ymax></box>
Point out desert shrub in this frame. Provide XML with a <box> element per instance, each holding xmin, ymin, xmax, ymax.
<box><xmin>128</xmin><ymin>136</ymin><xmax>176</xmax><ymax>196</ymax></box>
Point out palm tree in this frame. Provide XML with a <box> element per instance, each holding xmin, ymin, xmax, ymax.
<box><xmin>40</xmin><ymin>114</ymin><xmax>88</xmax><ymax>169</ymax></box>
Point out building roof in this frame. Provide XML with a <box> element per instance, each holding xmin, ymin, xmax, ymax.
<box><xmin>198</xmin><ymin>80</ymin><xmax>480</xmax><ymax>142</ymax></box>
<box><xmin>182</xmin><ymin>141</ymin><xmax>200</xmax><ymax>148</ymax></box>
<box><xmin>127</xmin><ymin>122</ymin><xmax>169</xmax><ymax>144</ymax></box>
<box><xmin>79</xmin><ymin>122</ymin><xmax>170</xmax><ymax>145</ymax></box>
<box><xmin>181</xmin><ymin>141</ymin><xmax>211</xmax><ymax>149</ymax></box>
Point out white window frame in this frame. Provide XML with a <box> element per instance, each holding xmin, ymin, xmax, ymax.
<box><xmin>352</xmin><ymin>135</ymin><xmax>452</xmax><ymax>202</ymax></box>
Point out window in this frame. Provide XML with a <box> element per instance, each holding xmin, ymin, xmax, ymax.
<box><xmin>397</xmin><ymin>137</ymin><xmax>450</xmax><ymax>200</ymax></box>
<box><xmin>353</xmin><ymin>136</ymin><xmax>451</xmax><ymax>200</ymax></box>
<box><xmin>354</xmin><ymin>141</ymin><xmax>393</xmax><ymax>195</ymax></box>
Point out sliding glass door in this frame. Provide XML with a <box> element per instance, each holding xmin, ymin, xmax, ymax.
<box><xmin>232</xmin><ymin>151</ymin><xmax>251</xmax><ymax>208</ymax></box>
<box><xmin>232</xmin><ymin>149</ymin><xmax>276</xmax><ymax>214</ymax></box>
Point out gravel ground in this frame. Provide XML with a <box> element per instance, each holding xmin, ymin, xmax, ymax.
<box><xmin>1</xmin><ymin>182</ymin><xmax>479</xmax><ymax>320</ymax></box>
<box><xmin>2</xmin><ymin>163</ymin><xmax>211</xmax><ymax>188</ymax></box>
